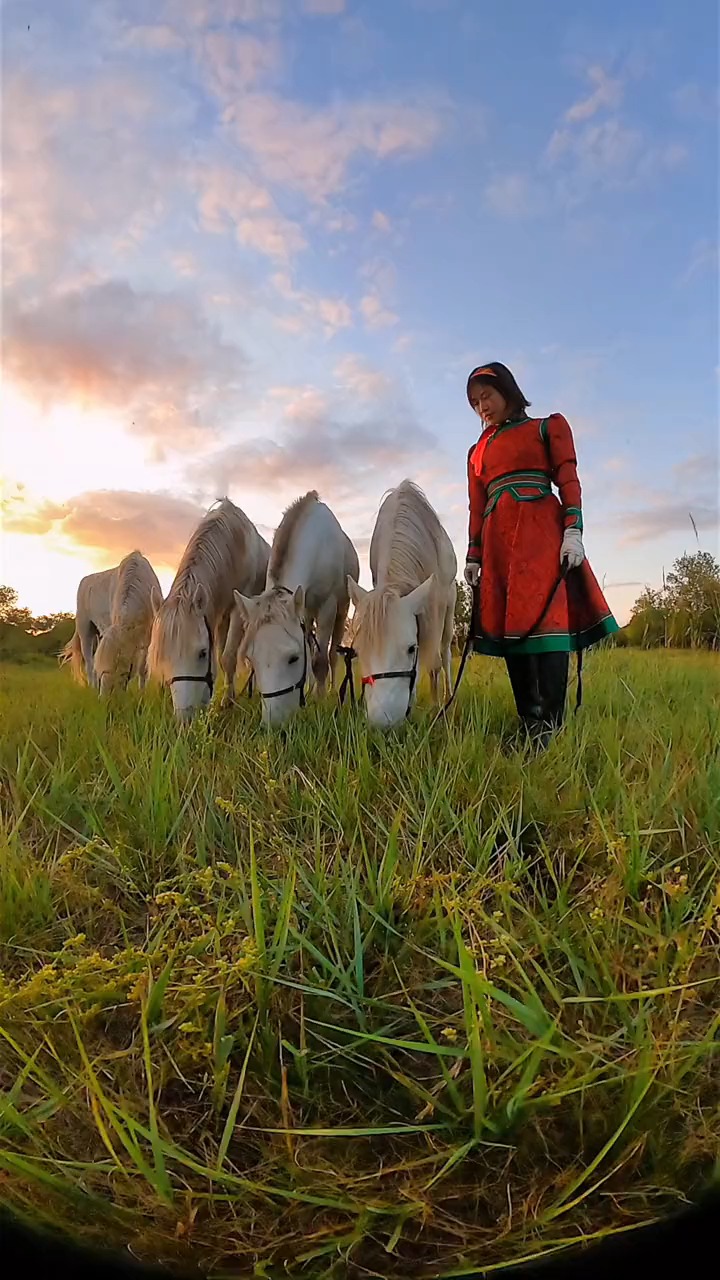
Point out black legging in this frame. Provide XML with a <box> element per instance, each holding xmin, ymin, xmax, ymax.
<box><xmin>504</xmin><ymin>652</ymin><xmax>569</xmax><ymax>729</ymax></box>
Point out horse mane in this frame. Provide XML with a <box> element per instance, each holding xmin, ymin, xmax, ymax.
<box><xmin>269</xmin><ymin>491</ymin><xmax>319</xmax><ymax>582</ymax></box>
<box><xmin>351</xmin><ymin>586</ymin><xmax>405</xmax><ymax>651</ymax></box>
<box><xmin>375</xmin><ymin>479</ymin><xmax>444</xmax><ymax>595</ymax></box>
<box><xmin>353</xmin><ymin>481</ymin><xmax>447</xmax><ymax>652</ymax></box>
<box><xmin>148</xmin><ymin>499</ymin><xmax>249</xmax><ymax>672</ymax></box>
<box><xmin>112</xmin><ymin>551</ymin><xmax>156</xmax><ymax>621</ymax></box>
<box><xmin>239</xmin><ymin>587</ymin><xmax>297</xmax><ymax>657</ymax></box>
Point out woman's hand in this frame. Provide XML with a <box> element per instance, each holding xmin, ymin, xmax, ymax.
<box><xmin>464</xmin><ymin>560</ymin><xmax>481</xmax><ymax>588</ymax></box>
<box><xmin>560</xmin><ymin>528</ymin><xmax>585</xmax><ymax>570</ymax></box>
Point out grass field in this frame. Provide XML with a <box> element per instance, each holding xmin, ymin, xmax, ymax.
<box><xmin>0</xmin><ymin>650</ymin><xmax>718</xmax><ymax>1278</ymax></box>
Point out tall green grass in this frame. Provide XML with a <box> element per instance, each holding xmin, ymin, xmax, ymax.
<box><xmin>0</xmin><ymin>650</ymin><xmax>718</xmax><ymax>1277</ymax></box>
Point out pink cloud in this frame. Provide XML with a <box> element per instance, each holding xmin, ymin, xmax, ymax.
<box><xmin>270</xmin><ymin>272</ymin><xmax>353</xmax><ymax>335</ymax></box>
<box><xmin>3</xmin><ymin>488</ymin><xmax>206</xmax><ymax>566</ymax></box>
<box><xmin>564</xmin><ymin>66</ymin><xmax>623</xmax><ymax>124</ymax></box>
<box><xmin>223</xmin><ymin>92</ymin><xmax>445</xmax><ymax>202</ymax></box>
<box><xmin>4</xmin><ymin>280</ymin><xmax>247</xmax><ymax>450</ymax></box>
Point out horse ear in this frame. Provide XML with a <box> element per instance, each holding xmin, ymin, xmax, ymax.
<box><xmin>150</xmin><ymin>586</ymin><xmax>163</xmax><ymax>616</ymax></box>
<box><xmin>233</xmin><ymin>590</ymin><xmax>255</xmax><ymax>621</ymax></box>
<box><xmin>293</xmin><ymin>585</ymin><xmax>305</xmax><ymax>617</ymax></box>
<box><xmin>347</xmin><ymin>577</ymin><xmax>367</xmax><ymax>609</ymax></box>
<box><xmin>405</xmin><ymin>574</ymin><xmax>435</xmax><ymax>616</ymax></box>
<box><xmin>192</xmin><ymin>582</ymin><xmax>207</xmax><ymax>613</ymax></box>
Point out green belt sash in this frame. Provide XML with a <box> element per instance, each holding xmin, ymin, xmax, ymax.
<box><xmin>484</xmin><ymin>470</ymin><xmax>552</xmax><ymax>517</ymax></box>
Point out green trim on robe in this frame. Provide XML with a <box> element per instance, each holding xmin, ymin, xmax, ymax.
<box><xmin>473</xmin><ymin>614</ymin><xmax>619</xmax><ymax>656</ymax></box>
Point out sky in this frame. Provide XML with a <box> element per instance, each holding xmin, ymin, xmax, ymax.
<box><xmin>1</xmin><ymin>0</ymin><xmax>718</xmax><ymax>623</ymax></box>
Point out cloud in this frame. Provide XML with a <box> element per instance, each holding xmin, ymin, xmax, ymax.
<box><xmin>547</xmin><ymin>118</ymin><xmax>687</xmax><ymax>196</ymax></box>
<box><xmin>302</xmin><ymin>0</ymin><xmax>346</xmax><ymax>13</ymax></box>
<box><xmin>118</xmin><ymin>24</ymin><xmax>186</xmax><ymax>54</ymax></box>
<box><xmin>371</xmin><ymin>210</ymin><xmax>393</xmax><ymax>233</ymax></box>
<box><xmin>359</xmin><ymin>256</ymin><xmax>399</xmax><ymax>329</ymax></box>
<box><xmin>197</xmin><ymin>30</ymin><xmax>282</xmax><ymax>95</ymax></box>
<box><xmin>195</xmin><ymin>166</ymin><xmax>306</xmax><ymax>259</ymax></box>
<box><xmin>198</xmin><ymin>369</ymin><xmax>436</xmax><ymax>504</ymax></box>
<box><xmin>671</xmin><ymin>83</ymin><xmax>719</xmax><ymax>122</ymax></box>
<box><xmin>3</xmin><ymin>488</ymin><xmax>206</xmax><ymax>566</ymax></box>
<box><xmin>679</xmin><ymin>240</ymin><xmax>719</xmax><ymax>285</ymax></box>
<box><xmin>222</xmin><ymin>91</ymin><xmax>445</xmax><ymax>202</ymax></box>
<box><xmin>1</xmin><ymin>68</ymin><xmax>193</xmax><ymax>288</ymax></box>
<box><xmin>484</xmin><ymin>172</ymin><xmax>538</xmax><ymax>219</ymax></box>
<box><xmin>334</xmin><ymin>355</ymin><xmax>394</xmax><ymax>400</ymax></box>
<box><xmin>621</xmin><ymin>452</ymin><xmax>719</xmax><ymax>544</ymax></box>
<box><xmin>270</xmin><ymin>272</ymin><xmax>353</xmax><ymax>335</ymax></box>
<box><xmin>564</xmin><ymin>66</ymin><xmax>623</xmax><ymax>123</ymax></box>
<box><xmin>3</xmin><ymin>280</ymin><xmax>248</xmax><ymax>451</ymax></box>
<box><xmin>360</xmin><ymin>294</ymin><xmax>399</xmax><ymax>329</ymax></box>
<box><xmin>203</xmin><ymin>412</ymin><xmax>436</xmax><ymax>501</ymax></box>
<box><xmin>623</xmin><ymin>502</ymin><xmax>718</xmax><ymax>544</ymax></box>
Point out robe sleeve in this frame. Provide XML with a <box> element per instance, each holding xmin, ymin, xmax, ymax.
<box><xmin>546</xmin><ymin>412</ymin><xmax>583</xmax><ymax>533</ymax></box>
<box><xmin>466</xmin><ymin>443</ymin><xmax>486</xmax><ymax>562</ymax></box>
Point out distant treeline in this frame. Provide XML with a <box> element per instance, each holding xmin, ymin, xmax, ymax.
<box><xmin>0</xmin><ymin>585</ymin><xmax>74</xmax><ymax>664</ymax></box>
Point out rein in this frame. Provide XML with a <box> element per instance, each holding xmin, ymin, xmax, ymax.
<box><xmin>436</xmin><ymin>564</ymin><xmax>583</xmax><ymax>723</ymax></box>
<box><xmin>169</xmin><ymin>616</ymin><xmax>215</xmax><ymax>694</ymax></box>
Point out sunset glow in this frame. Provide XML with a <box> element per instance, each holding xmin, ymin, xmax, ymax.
<box><xmin>1</xmin><ymin>0</ymin><xmax>717</xmax><ymax>623</ymax></box>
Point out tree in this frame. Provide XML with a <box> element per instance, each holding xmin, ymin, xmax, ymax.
<box><xmin>453</xmin><ymin>580</ymin><xmax>473</xmax><ymax>649</ymax></box>
<box><xmin>624</xmin><ymin>552</ymin><xmax>720</xmax><ymax>650</ymax></box>
<box><xmin>0</xmin><ymin>585</ymin><xmax>33</xmax><ymax>629</ymax></box>
<box><xmin>664</xmin><ymin>551</ymin><xmax>720</xmax><ymax>648</ymax></box>
<box><xmin>624</xmin><ymin>586</ymin><xmax>668</xmax><ymax>649</ymax></box>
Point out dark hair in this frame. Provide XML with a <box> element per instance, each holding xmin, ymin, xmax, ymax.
<box><xmin>466</xmin><ymin>361</ymin><xmax>531</xmax><ymax>418</ymax></box>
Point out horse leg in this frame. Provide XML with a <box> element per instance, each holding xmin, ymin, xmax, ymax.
<box><xmin>312</xmin><ymin>599</ymin><xmax>336</xmax><ymax>697</ymax></box>
<box><xmin>219</xmin><ymin>615</ymin><xmax>238</xmax><ymax>707</ymax></box>
<box><xmin>441</xmin><ymin>601</ymin><xmax>455</xmax><ymax>698</ymax></box>
<box><xmin>80</xmin><ymin>623</ymin><xmax>99</xmax><ymax>688</ymax></box>
<box><xmin>136</xmin><ymin>647</ymin><xmax>149</xmax><ymax>690</ymax></box>
<box><xmin>329</xmin><ymin>600</ymin><xmax>349</xmax><ymax>691</ymax></box>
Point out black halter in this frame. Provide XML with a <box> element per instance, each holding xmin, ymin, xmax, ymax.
<box><xmin>257</xmin><ymin>623</ymin><xmax>310</xmax><ymax>709</ymax></box>
<box><xmin>338</xmin><ymin>623</ymin><xmax>420</xmax><ymax>720</ymax></box>
<box><xmin>361</xmin><ymin>644</ymin><xmax>419</xmax><ymax>719</ymax></box>
<box><xmin>169</xmin><ymin>616</ymin><xmax>214</xmax><ymax>695</ymax></box>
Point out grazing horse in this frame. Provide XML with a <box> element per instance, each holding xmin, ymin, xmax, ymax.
<box><xmin>60</xmin><ymin>552</ymin><xmax>161</xmax><ymax>693</ymax></box>
<box><xmin>348</xmin><ymin>479</ymin><xmax>457</xmax><ymax>729</ymax></box>
<box><xmin>147</xmin><ymin>498</ymin><xmax>269</xmax><ymax>722</ymax></box>
<box><xmin>229</xmin><ymin>491</ymin><xmax>359</xmax><ymax>727</ymax></box>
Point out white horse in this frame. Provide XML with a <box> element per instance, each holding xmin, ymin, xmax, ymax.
<box><xmin>229</xmin><ymin>491</ymin><xmax>359</xmax><ymax>727</ymax></box>
<box><xmin>147</xmin><ymin>498</ymin><xmax>269</xmax><ymax>722</ymax></box>
<box><xmin>348</xmin><ymin>480</ymin><xmax>457</xmax><ymax>729</ymax></box>
<box><xmin>60</xmin><ymin>552</ymin><xmax>161</xmax><ymax>693</ymax></box>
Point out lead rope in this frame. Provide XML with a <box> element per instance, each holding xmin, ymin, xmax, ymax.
<box><xmin>433</xmin><ymin>564</ymin><xmax>583</xmax><ymax>727</ymax></box>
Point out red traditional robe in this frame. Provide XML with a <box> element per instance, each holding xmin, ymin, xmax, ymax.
<box><xmin>467</xmin><ymin>413</ymin><xmax>618</xmax><ymax>654</ymax></box>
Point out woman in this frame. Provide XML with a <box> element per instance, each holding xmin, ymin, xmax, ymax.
<box><xmin>464</xmin><ymin>361</ymin><xmax>618</xmax><ymax>743</ymax></box>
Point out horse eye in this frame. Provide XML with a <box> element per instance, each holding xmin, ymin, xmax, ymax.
<box><xmin>199</xmin><ymin>648</ymin><xmax>207</xmax><ymax>660</ymax></box>
<box><xmin>407</xmin><ymin>643</ymin><xmax>417</xmax><ymax>655</ymax></box>
<box><xmin>288</xmin><ymin>654</ymin><xmax>300</xmax><ymax>665</ymax></box>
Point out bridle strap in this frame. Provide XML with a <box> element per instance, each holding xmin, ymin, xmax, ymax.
<box><xmin>257</xmin><ymin>623</ymin><xmax>310</xmax><ymax>708</ymax></box>
<box><xmin>359</xmin><ymin>625</ymin><xmax>419</xmax><ymax>720</ymax></box>
<box><xmin>169</xmin><ymin>616</ymin><xmax>214</xmax><ymax>694</ymax></box>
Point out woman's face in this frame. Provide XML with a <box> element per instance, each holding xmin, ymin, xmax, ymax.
<box><xmin>468</xmin><ymin>380</ymin><xmax>509</xmax><ymax>427</ymax></box>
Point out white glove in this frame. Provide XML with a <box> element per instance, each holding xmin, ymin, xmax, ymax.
<box><xmin>464</xmin><ymin>560</ymin><xmax>481</xmax><ymax>588</ymax></box>
<box><xmin>560</xmin><ymin>528</ymin><xmax>585</xmax><ymax>570</ymax></box>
